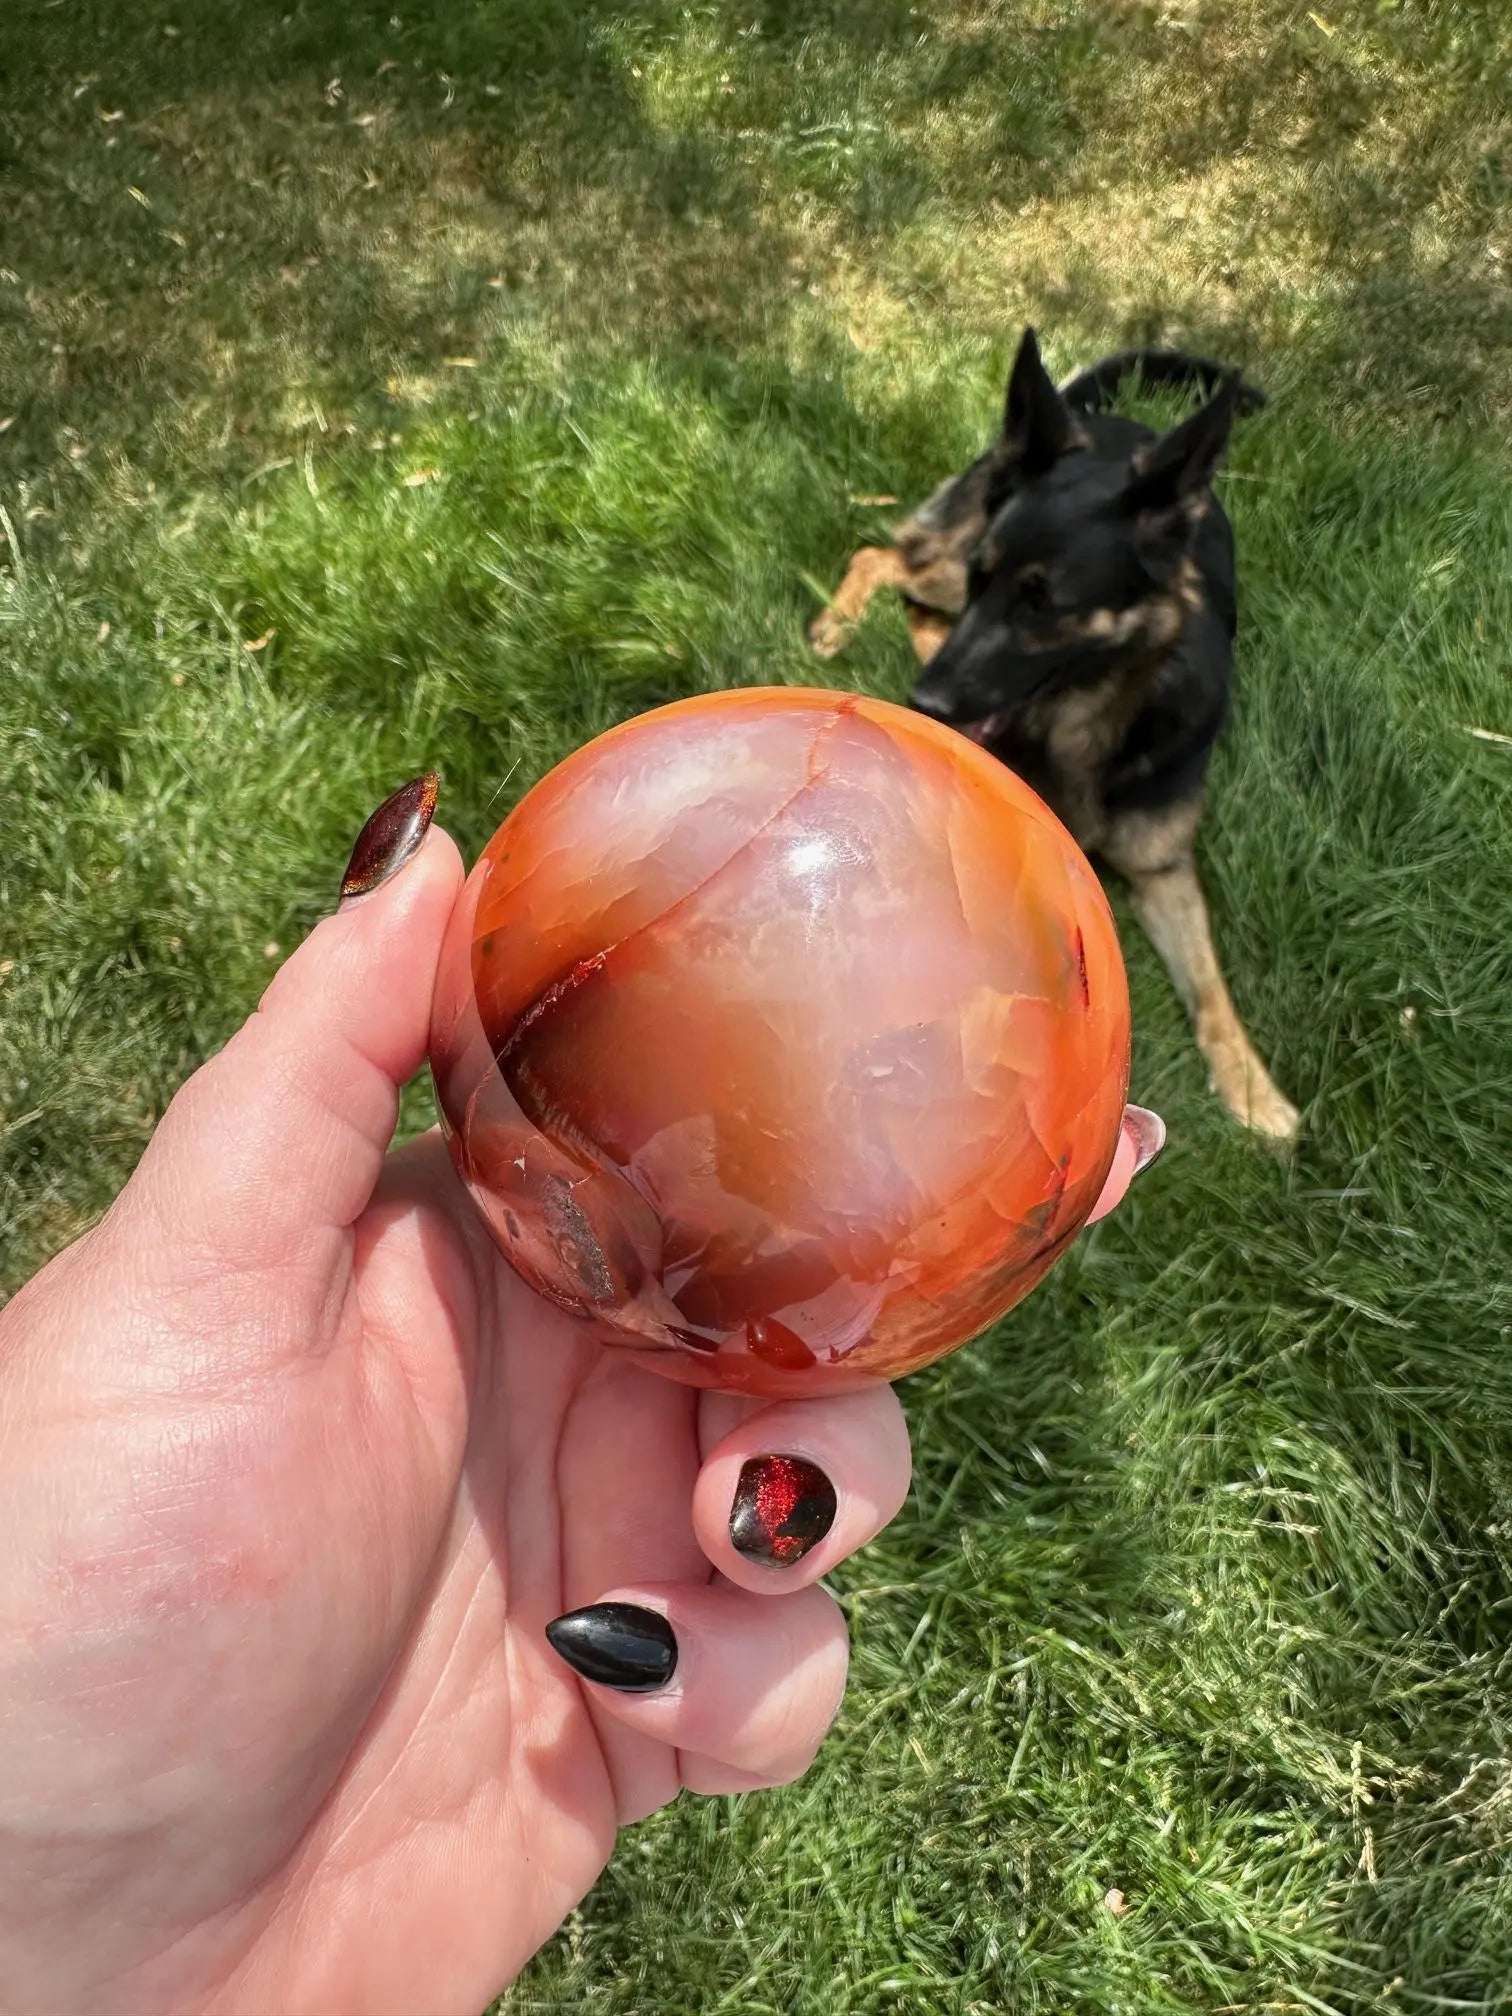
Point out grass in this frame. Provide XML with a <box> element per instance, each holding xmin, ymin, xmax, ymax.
<box><xmin>4</xmin><ymin>0</ymin><xmax>1512</xmax><ymax>2008</ymax></box>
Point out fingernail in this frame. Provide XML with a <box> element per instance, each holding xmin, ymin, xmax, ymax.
<box><xmin>544</xmin><ymin>1602</ymin><xmax>678</xmax><ymax>1693</ymax></box>
<box><xmin>1122</xmin><ymin>1104</ymin><xmax>1167</xmax><ymax>1176</ymax></box>
<box><xmin>339</xmin><ymin>773</ymin><xmax>439</xmax><ymax>902</ymax></box>
<box><xmin>730</xmin><ymin>1454</ymin><xmax>837</xmax><ymax>1568</ymax></box>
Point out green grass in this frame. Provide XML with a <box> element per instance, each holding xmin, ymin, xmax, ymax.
<box><xmin>4</xmin><ymin>1</ymin><xmax>1512</xmax><ymax>2009</ymax></box>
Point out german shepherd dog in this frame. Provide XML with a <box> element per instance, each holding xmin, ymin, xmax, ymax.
<box><xmin>810</xmin><ymin>327</ymin><xmax>1298</xmax><ymax>1139</ymax></box>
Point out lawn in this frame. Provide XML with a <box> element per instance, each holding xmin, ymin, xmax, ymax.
<box><xmin>4</xmin><ymin>1</ymin><xmax>1512</xmax><ymax>2009</ymax></box>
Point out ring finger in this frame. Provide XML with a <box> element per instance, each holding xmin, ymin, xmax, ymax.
<box><xmin>693</xmin><ymin>1383</ymin><xmax>913</xmax><ymax>1594</ymax></box>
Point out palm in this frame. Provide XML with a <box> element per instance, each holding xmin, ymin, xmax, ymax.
<box><xmin>0</xmin><ymin>1134</ymin><xmax>697</xmax><ymax>2015</ymax></box>
<box><xmin>197</xmin><ymin>1136</ymin><xmax>707</xmax><ymax>2011</ymax></box>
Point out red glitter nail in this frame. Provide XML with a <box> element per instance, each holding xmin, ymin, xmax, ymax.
<box><xmin>729</xmin><ymin>1454</ymin><xmax>837</xmax><ymax>1567</ymax></box>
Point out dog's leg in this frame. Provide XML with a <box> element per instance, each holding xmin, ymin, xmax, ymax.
<box><xmin>904</xmin><ymin>604</ymin><xmax>954</xmax><ymax>663</ymax></box>
<box><xmin>1125</xmin><ymin>858</ymin><xmax>1301</xmax><ymax>1140</ymax></box>
<box><xmin>808</xmin><ymin>547</ymin><xmax>909</xmax><ymax>658</ymax></box>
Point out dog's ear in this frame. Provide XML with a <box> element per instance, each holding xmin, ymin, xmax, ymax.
<box><xmin>1122</xmin><ymin>371</ymin><xmax>1241</xmax><ymax>575</ymax></box>
<box><xmin>1124</xmin><ymin>370</ymin><xmax>1240</xmax><ymax>514</ymax></box>
<box><xmin>1002</xmin><ymin>327</ymin><xmax>1080</xmax><ymax>476</ymax></box>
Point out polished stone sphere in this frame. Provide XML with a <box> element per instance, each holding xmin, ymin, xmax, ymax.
<box><xmin>429</xmin><ymin>688</ymin><xmax>1130</xmax><ymax>1395</ymax></box>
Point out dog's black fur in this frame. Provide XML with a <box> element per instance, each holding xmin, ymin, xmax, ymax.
<box><xmin>904</xmin><ymin>331</ymin><xmax>1262</xmax><ymax>851</ymax></box>
<box><xmin>810</xmin><ymin>328</ymin><xmax>1298</xmax><ymax>1136</ymax></box>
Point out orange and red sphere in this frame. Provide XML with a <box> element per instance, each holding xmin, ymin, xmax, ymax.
<box><xmin>429</xmin><ymin>689</ymin><xmax>1130</xmax><ymax>1396</ymax></box>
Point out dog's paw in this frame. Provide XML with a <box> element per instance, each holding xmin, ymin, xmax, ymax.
<box><xmin>1241</xmin><ymin>1081</ymin><xmax>1302</xmax><ymax>1142</ymax></box>
<box><xmin>807</xmin><ymin>608</ymin><xmax>852</xmax><ymax>659</ymax></box>
<box><xmin>1212</xmin><ymin>1051</ymin><xmax>1302</xmax><ymax>1142</ymax></box>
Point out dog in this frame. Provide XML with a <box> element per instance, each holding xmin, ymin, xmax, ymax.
<box><xmin>809</xmin><ymin>327</ymin><xmax>1299</xmax><ymax>1139</ymax></box>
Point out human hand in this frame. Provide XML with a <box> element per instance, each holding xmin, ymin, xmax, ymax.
<box><xmin>0</xmin><ymin>778</ymin><xmax>1150</xmax><ymax>2016</ymax></box>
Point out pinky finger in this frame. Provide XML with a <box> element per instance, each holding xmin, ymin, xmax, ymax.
<box><xmin>678</xmin><ymin>1755</ymin><xmax>804</xmax><ymax>1797</ymax></box>
<box><xmin>545</xmin><ymin>1579</ymin><xmax>848</xmax><ymax>1792</ymax></box>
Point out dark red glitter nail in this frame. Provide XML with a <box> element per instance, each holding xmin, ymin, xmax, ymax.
<box><xmin>339</xmin><ymin>772</ymin><xmax>439</xmax><ymax>901</ymax></box>
<box><xmin>729</xmin><ymin>1454</ymin><xmax>837</xmax><ymax>1567</ymax></box>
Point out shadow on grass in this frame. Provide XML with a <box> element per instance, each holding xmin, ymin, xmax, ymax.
<box><xmin>4</xmin><ymin>0</ymin><xmax>1508</xmax><ymax>506</ymax></box>
<box><xmin>0</xmin><ymin>0</ymin><xmax>1092</xmax><ymax>483</ymax></box>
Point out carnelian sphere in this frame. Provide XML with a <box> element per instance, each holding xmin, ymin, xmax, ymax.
<box><xmin>429</xmin><ymin>688</ymin><xmax>1130</xmax><ymax>1396</ymax></box>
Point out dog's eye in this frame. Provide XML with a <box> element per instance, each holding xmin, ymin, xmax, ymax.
<box><xmin>1016</xmin><ymin>570</ymin><xmax>1053</xmax><ymax>616</ymax></box>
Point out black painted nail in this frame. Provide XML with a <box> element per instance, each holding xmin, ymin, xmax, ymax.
<box><xmin>544</xmin><ymin>1602</ymin><xmax>678</xmax><ymax>1693</ymax></box>
<box><xmin>1122</xmin><ymin>1104</ymin><xmax>1167</xmax><ymax>1177</ymax></box>
<box><xmin>730</xmin><ymin>1454</ymin><xmax>837</xmax><ymax>1568</ymax></box>
<box><xmin>339</xmin><ymin>773</ymin><xmax>439</xmax><ymax>901</ymax></box>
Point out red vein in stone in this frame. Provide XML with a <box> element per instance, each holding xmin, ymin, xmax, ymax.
<box><xmin>495</xmin><ymin>951</ymin><xmax>609</xmax><ymax>1064</ymax></box>
<box><xmin>489</xmin><ymin>704</ymin><xmax>857</xmax><ymax>1070</ymax></box>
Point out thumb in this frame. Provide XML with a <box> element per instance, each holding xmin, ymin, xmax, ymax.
<box><xmin>130</xmin><ymin>776</ymin><xmax>464</xmax><ymax>1275</ymax></box>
